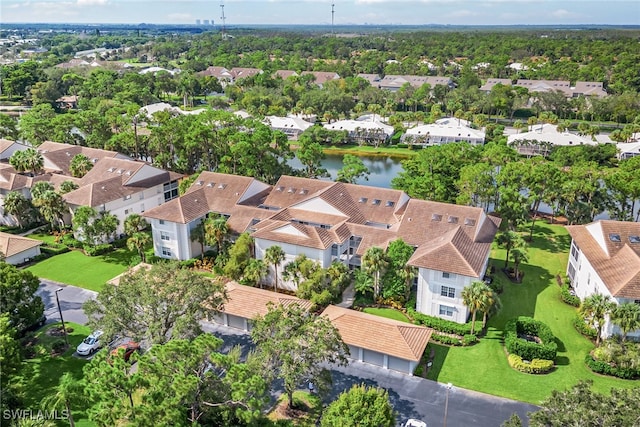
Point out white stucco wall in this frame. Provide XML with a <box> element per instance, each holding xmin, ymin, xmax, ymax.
<box><xmin>4</xmin><ymin>246</ymin><xmax>41</xmax><ymax>265</ymax></box>
<box><xmin>415</xmin><ymin>267</ymin><xmax>477</xmax><ymax>324</ymax></box>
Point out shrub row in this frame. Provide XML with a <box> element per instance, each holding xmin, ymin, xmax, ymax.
<box><xmin>488</xmin><ymin>280</ymin><xmax>504</xmax><ymax>294</ymax></box>
<box><xmin>41</xmin><ymin>245</ymin><xmax>70</xmax><ymax>256</ymax></box>
<box><xmin>504</xmin><ymin>317</ymin><xmax>558</xmax><ymax>361</ymax></box>
<box><xmin>573</xmin><ymin>315</ymin><xmax>597</xmax><ymax>339</ymax></box>
<box><xmin>560</xmin><ymin>285</ymin><xmax>580</xmax><ymax>307</ymax></box>
<box><xmin>431</xmin><ymin>333</ymin><xmax>477</xmax><ymax>347</ymax></box>
<box><xmin>408</xmin><ymin>309</ymin><xmax>473</xmax><ymax>336</ymax></box>
<box><xmin>508</xmin><ymin>354</ymin><xmax>554</xmax><ymax>374</ymax></box>
<box><xmin>84</xmin><ymin>243</ymin><xmax>112</xmax><ymax>257</ymax></box>
<box><xmin>584</xmin><ymin>355</ymin><xmax>640</xmax><ymax>380</ymax></box>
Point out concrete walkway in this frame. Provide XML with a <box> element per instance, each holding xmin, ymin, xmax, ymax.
<box><xmin>336</xmin><ymin>282</ymin><xmax>355</xmax><ymax>308</ymax></box>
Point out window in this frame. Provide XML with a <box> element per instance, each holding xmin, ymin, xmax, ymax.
<box><xmin>159</xmin><ymin>219</ymin><xmax>165</xmax><ymax>225</ymax></box>
<box><xmin>442</xmin><ymin>272</ymin><xmax>456</xmax><ymax>279</ymax></box>
<box><xmin>440</xmin><ymin>286</ymin><xmax>455</xmax><ymax>298</ymax></box>
<box><xmin>439</xmin><ymin>305</ymin><xmax>454</xmax><ymax>317</ymax></box>
<box><xmin>161</xmin><ymin>247</ymin><xmax>171</xmax><ymax>257</ymax></box>
<box><xmin>124</xmin><ymin>209</ymin><xmax>130</xmax><ymax>215</ymax></box>
<box><xmin>570</xmin><ymin>243</ymin><xmax>579</xmax><ymax>261</ymax></box>
<box><xmin>123</xmin><ymin>194</ymin><xmax>131</xmax><ymax>201</ymax></box>
<box><xmin>139</xmin><ymin>193</ymin><xmax>144</xmax><ymax>200</ymax></box>
<box><xmin>331</xmin><ymin>244</ymin><xmax>338</xmax><ymax>256</ymax></box>
<box><xmin>163</xmin><ymin>181</ymin><xmax>179</xmax><ymax>202</ymax></box>
<box><xmin>372</xmin><ymin>199</ymin><xmax>381</xmax><ymax>206</ymax></box>
<box><xmin>160</xmin><ymin>232</ymin><xmax>170</xmax><ymax>241</ymax></box>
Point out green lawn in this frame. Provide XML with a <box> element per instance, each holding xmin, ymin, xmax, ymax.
<box><xmin>322</xmin><ymin>144</ymin><xmax>417</xmax><ymax>158</ymax></box>
<box><xmin>27</xmin><ymin>231</ymin><xmax>60</xmax><ymax>245</ymax></box>
<box><xmin>427</xmin><ymin>222</ymin><xmax>638</xmax><ymax>404</ymax></box>
<box><xmin>17</xmin><ymin>322</ymin><xmax>93</xmax><ymax>426</ymax></box>
<box><xmin>363</xmin><ymin>307</ymin><xmax>411</xmax><ymax>323</ymax></box>
<box><xmin>26</xmin><ymin>249</ymin><xmax>137</xmax><ymax>292</ymax></box>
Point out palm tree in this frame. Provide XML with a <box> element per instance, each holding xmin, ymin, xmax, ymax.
<box><xmin>610</xmin><ymin>303</ymin><xmax>640</xmax><ymax>343</ymax></box>
<box><xmin>362</xmin><ymin>246</ymin><xmax>388</xmax><ymax>300</ymax></box>
<box><xmin>580</xmin><ymin>294</ymin><xmax>614</xmax><ymax>346</ymax></box>
<box><xmin>2</xmin><ymin>191</ymin><xmax>32</xmax><ymax>228</ymax></box>
<box><xmin>462</xmin><ymin>281</ymin><xmax>487</xmax><ymax>335</ymax></box>
<box><xmin>510</xmin><ymin>246</ymin><xmax>528</xmax><ymax>282</ymax></box>
<box><xmin>69</xmin><ymin>154</ymin><xmax>93</xmax><ymax>178</ymax></box>
<box><xmin>124</xmin><ymin>213</ymin><xmax>149</xmax><ymax>236</ymax></box>
<box><xmin>23</xmin><ymin>148</ymin><xmax>44</xmax><ymax>175</ymax></box>
<box><xmin>496</xmin><ymin>230</ymin><xmax>523</xmax><ymax>270</ymax></box>
<box><xmin>41</xmin><ymin>372</ymin><xmax>80</xmax><ymax>427</ymax></box>
<box><xmin>127</xmin><ymin>232</ymin><xmax>151</xmax><ymax>263</ymax></box>
<box><xmin>206</xmin><ymin>215</ymin><xmax>230</xmax><ymax>255</ymax></box>
<box><xmin>9</xmin><ymin>149</ymin><xmax>27</xmax><ymax>173</ymax></box>
<box><xmin>33</xmin><ymin>191</ymin><xmax>66</xmax><ymax>231</ymax></box>
<box><xmin>264</xmin><ymin>245</ymin><xmax>285</xmax><ymax>293</ymax></box>
<box><xmin>399</xmin><ymin>264</ymin><xmax>417</xmax><ymax>303</ymax></box>
<box><xmin>243</xmin><ymin>258</ymin><xmax>268</xmax><ymax>288</ymax></box>
<box><xmin>190</xmin><ymin>218</ymin><xmax>207</xmax><ymax>259</ymax></box>
<box><xmin>479</xmin><ymin>287</ymin><xmax>502</xmax><ymax>330</ymax></box>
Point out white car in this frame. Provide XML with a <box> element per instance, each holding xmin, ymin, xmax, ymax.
<box><xmin>76</xmin><ymin>330</ymin><xmax>104</xmax><ymax>356</ymax></box>
<box><xmin>404</xmin><ymin>420</ymin><xmax>427</xmax><ymax>427</ymax></box>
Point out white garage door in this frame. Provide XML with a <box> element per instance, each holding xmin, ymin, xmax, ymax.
<box><xmin>227</xmin><ymin>314</ymin><xmax>246</xmax><ymax>330</ymax></box>
<box><xmin>362</xmin><ymin>349</ymin><xmax>384</xmax><ymax>367</ymax></box>
<box><xmin>388</xmin><ymin>356</ymin><xmax>411</xmax><ymax>373</ymax></box>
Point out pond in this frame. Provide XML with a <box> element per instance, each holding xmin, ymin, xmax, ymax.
<box><xmin>288</xmin><ymin>153</ymin><xmax>404</xmax><ymax>188</ymax></box>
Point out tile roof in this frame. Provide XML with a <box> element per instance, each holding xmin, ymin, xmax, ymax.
<box><xmin>566</xmin><ymin>220</ymin><xmax>640</xmax><ymax>298</ymax></box>
<box><xmin>38</xmin><ymin>142</ymin><xmax>118</xmax><ymax>175</ymax></box>
<box><xmin>321</xmin><ymin>305</ymin><xmax>432</xmax><ymax>362</ymax></box>
<box><xmin>0</xmin><ymin>232</ymin><xmax>42</xmax><ymax>258</ymax></box>
<box><xmin>223</xmin><ymin>281</ymin><xmax>312</xmax><ymax>319</ymax></box>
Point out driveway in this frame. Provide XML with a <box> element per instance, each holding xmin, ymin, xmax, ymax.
<box><xmin>37</xmin><ymin>279</ymin><xmax>97</xmax><ymax>326</ymax></box>
<box><xmin>201</xmin><ymin>322</ymin><xmax>538</xmax><ymax>427</ymax></box>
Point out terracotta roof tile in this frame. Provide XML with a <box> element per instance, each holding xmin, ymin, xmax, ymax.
<box><xmin>567</xmin><ymin>220</ymin><xmax>640</xmax><ymax>298</ymax></box>
<box><xmin>0</xmin><ymin>232</ymin><xmax>42</xmax><ymax>258</ymax></box>
<box><xmin>321</xmin><ymin>305</ymin><xmax>432</xmax><ymax>362</ymax></box>
<box><xmin>223</xmin><ymin>281</ymin><xmax>312</xmax><ymax>319</ymax></box>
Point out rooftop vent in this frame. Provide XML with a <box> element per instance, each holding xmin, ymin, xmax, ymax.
<box><xmin>196</xmin><ymin>180</ymin><xmax>203</xmax><ymax>186</ymax></box>
<box><xmin>431</xmin><ymin>214</ymin><xmax>442</xmax><ymax>221</ymax></box>
<box><xmin>276</xmin><ymin>186</ymin><xmax>284</xmax><ymax>192</ymax></box>
<box><xmin>288</xmin><ymin>187</ymin><xmax>296</xmax><ymax>193</ymax></box>
<box><xmin>359</xmin><ymin>197</ymin><xmax>368</xmax><ymax>203</ymax></box>
<box><xmin>206</xmin><ymin>182</ymin><xmax>214</xmax><ymax>187</ymax></box>
<box><xmin>92</xmin><ymin>158</ymin><xmax>98</xmax><ymax>163</ymax></box>
<box><xmin>372</xmin><ymin>199</ymin><xmax>381</xmax><ymax>206</ymax></box>
<box><xmin>464</xmin><ymin>218</ymin><xmax>476</xmax><ymax>226</ymax></box>
<box><xmin>117</xmin><ymin>169</ymin><xmax>124</xmax><ymax>174</ymax></box>
<box><xmin>218</xmin><ymin>183</ymin><xmax>227</xmax><ymax>189</ymax></box>
<box><xmin>299</xmin><ymin>189</ymin><xmax>308</xmax><ymax>195</ymax></box>
<box><xmin>107</xmin><ymin>167</ymin><xmax>115</xmax><ymax>172</ymax></box>
<box><xmin>385</xmin><ymin>200</ymin><xmax>395</xmax><ymax>207</ymax></box>
<box><xmin>629</xmin><ymin>235</ymin><xmax>640</xmax><ymax>244</ymax></box>
<box><xmin>448</xmin><ymin>216</ymin><xmax>459</xmax><ymax>224</ymax></box>
<box><xmin>609</xmin><ymin>233</ymin><xmax>621</xmax><ymax>243</ymax></box>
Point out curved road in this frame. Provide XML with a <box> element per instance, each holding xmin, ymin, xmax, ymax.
<box><xmin>38</xmin><ymin>281</ymin><xmax>537</xmax><ymax>426</ymax></box>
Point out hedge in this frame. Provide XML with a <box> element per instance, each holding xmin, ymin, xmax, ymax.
<box><xmin>41</xmin><ymin>246</ymin><xmax>70</xmax><ymax>256</ymax></box>
<box><xmin>431</xmin><ymin>333</ymin><xmax>477</xmax><ymax>347</ymax></box>
<box><xmin>560</xmin><ymin>285</ymin><xmax>580</xmax><ymax>307</ymax></box>
<box><xmin>508</xmin><ymin>354</ymin><xmax>554</xmax><ymax>374</ymax></box>
<box><xmin>584</xmin><ymin>355</ymin><xmax>639</xmax><ymax>380</ymax></box>
<box><xmin>408</xmin><ymin>309</ymin><xmax>473</xmax><ymax>336</ymax></box>
<box><xmin>573</xmin><ymin>315</ymin><xmax>597</xmax><ymax>339</ymax></box>
<box><xmin>504</xmin><ymin>317</ymin><xmax>558</xmax><ymax>361</ymax></box>
<box><xmin>84</xmin><ymin>243</ymin><xmax>113</xmax><ymax>257</ymax></box>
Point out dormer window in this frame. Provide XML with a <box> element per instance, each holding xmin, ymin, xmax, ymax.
<box><xmin>385</xmin><ymin>201</ymin><xmax>395</xmax><ymax>207</ymax></box>
<box><xmin>372</xmin><ymin>199</ymin><xmax>381</xmax><ymax>206</ymax></box>
<box><xmin>218</xmin><ymin>183</ymin><xmax>227</xmax><ymax>189</ymax></box>
<box><xmin>464</xmin><ymin>218</ymin><xmax>476</xmax><ymax>226</ymax></box>
<box><xmin>629</xmin><ymin>235</ymin><xmax>640</xmax><ymax>244</ymax></box>
<box><xmin>609</xmin><ymin>233</ymin><xmax>621</xmax><ymax>243</ymax></box>
<box><xmin>448</xmin><ymin>216</ymin><xmax>459</xmax><ymax>224</ymax></box>
<box><xmin>287</xmin><ymin>187</ymin><xmax>296</xmax><ymax>193</ymax></box>
<box><xmin>276</xmin><ymin>186</ymin><xmax>284</xmax><ymax>192</ymax></box>
<box><xmin>359</xmin><ymin>197</ymin><xmax>368</xmax><ymax>203</ymax></box>
<box><xmin>432</xmin><ymin>214</ymin><xmax>442</xmax><ymax>221</ymax></box>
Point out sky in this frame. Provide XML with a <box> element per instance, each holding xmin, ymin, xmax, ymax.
<box><xmin>1</xmin><ymin>0</ymin><xmax>639</xmax><ymax>26</ymax></box>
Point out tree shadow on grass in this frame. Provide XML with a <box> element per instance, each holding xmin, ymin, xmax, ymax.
<box><xmin>425</xmin><ymin>344</ymin><xmax>449</xmax><ymax>381</ymax></box>
<box><xmin>554</xmin><ymin>336</ymin><xmax>567</xmax><ymax>353</ymax></box>
<box><xmin>99</xmin><ymin>249</ymin><xmax>138</xmax><ymax>267</ymax></box>
<box><xmin>555</xmin><ymin>356</ymin><xmax>570</xmax><ymax>366</ymax></box>
<box><xmin>527</xmin><ymin>223</ymin><xmax>572</xmax><ymax>254</ymax></box>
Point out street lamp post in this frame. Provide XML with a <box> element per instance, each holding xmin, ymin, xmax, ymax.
<box><xmin>443</xmin><ymin>382</ymin><xmax>453</xmax><ymax>427</ymax></box>
<box><xmin>54</xmin><ymin>288</ymin><xmax>69</xmax><ymax>347</ymax></box>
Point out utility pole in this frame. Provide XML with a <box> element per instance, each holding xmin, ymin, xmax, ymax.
<box><xmin>55</xmin><ymin>288</ymin><xmax>70</xmax><ymax>347</ymax></box>
<box><xmin>220</xmin><ymin>1</ymin><xmax>226</xmax><ymax>40</ymax></box>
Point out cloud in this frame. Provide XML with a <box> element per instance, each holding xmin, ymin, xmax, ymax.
<box><xmin>77</xmin><ymin>0</ymin><xmax>108</xmax><ymax>5</ymax></box>
<box><xmin>551</xmin><ymin>9</ymin><xmax>571</xmax><ymax>17</ymax></box>
<box><xmin>167</xmin><ymin>13</ymin><xmax>193</xmax><ymax>20</ymax></box>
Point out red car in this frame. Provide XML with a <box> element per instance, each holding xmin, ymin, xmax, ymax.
<box><xmin>108</xmin><ymin>341</ymin><xmax>140</xmax><ymax>362</ymax></box>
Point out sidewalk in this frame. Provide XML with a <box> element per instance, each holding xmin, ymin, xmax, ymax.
<box><xmin>336</xmin><ymin>283</ymin><xmax>355</xmax><ymax>308</ymax></box>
